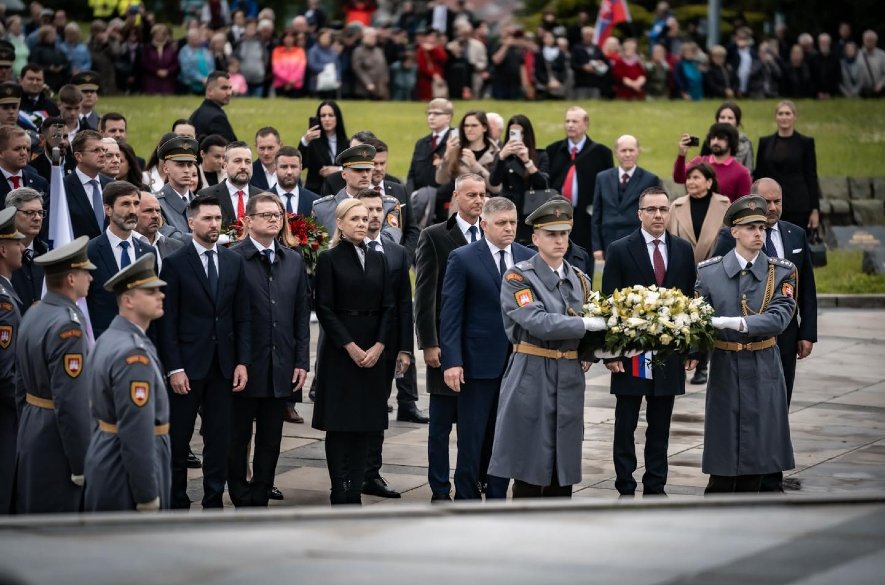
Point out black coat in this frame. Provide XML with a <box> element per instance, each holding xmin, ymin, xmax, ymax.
<box><xmin>189</xmin><ymin>99</ymin><xmax>238</xmax><ymax>143</ymax></box>
<box><xmin>601</xmin><ymin>230</ymin><xmax>697</xmax><ymax>396</ymax></box>
<box><xmin>196</xmin><ymin>180</ymin><xmax>264</xmax><ymax>226</ymax></box>
<box><xmin>545</xmin><ymin>136</ymin><xmax>614</xmax><ymax>252</ymax></box>
<box><xmin>61</xmin><ymin>172</ymin><xmax>114</xmax><ymax>239</ymax></box>
<box><xmin>414</xmin><ymin>214</ymin><xmax>468</xmax><ymax>395</ymax></box>
<box><xmin>159</xmin><ymin>242</ymin><xmax>251</xmax><ymax>380</ymax></box>
<box><xmin>28</xmin><ymin>150</ymin><xmax>76</xmax><ymax>187</ymax></box>
<box><xmin>11</xmin><ymin>238</ymin><xmax>48</xmax><ymax>313</ymax></box>
<box><xmin>86</xmin><ymin>233</ymin><xmax>157</xmax><ymax>338</ymax></box>
<box><xmin>375</xmin><ymin>240</ymin><xmax>414</xmax><ymax>358</ymax></box>
<box><xmin>489</xmin><ymin>151</ymin><xmax>550</xmax><ymax>242</ymax></box>
<box><xmin>755</xmin><ymin>132</ymin><xmax>821</xmax><ymax>221</ymax></box>
<box><xmin>231</xmin><ymin>239</ymin><xmax>311</xmax><ymax>398</ymax></box>
<box><xmin>298</xmin><ymin>135</ymin><xmax>347</xmax><ymax>194</ymax></box>
<box><xmin>249</xmin><ymin>160</ymin><xmax>275</xmax><ymax>191</ymax></box>
<box><xmin>311</xmin><ymin>241</ymin><xmax>394</xmax><ymax>431</ymax></box>
<box><xmin>0</xmin><ymin>165</ymin><xmax>48</xmax><ymax>202</ymax></box>
<box><xmin>406</xmin><ymin>129</ymin><xmax>450</xmax><ymax>192</ymax></box>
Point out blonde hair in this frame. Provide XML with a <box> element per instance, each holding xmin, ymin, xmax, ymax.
<box><xmin>331</xmin><ymin>198</ymin><xmax>367</xmax><ymax>247</ymax></box>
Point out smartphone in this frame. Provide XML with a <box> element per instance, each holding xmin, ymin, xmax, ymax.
<box><xmin>509</xmin><ymin>129</ymin><xmax>523</xmax><ymax>141</ymax></box>
<box><xmin>308</xmin><ymin>116</ymin><xmax>319</xmax><ymax>129</ymax></box>
<box><xmin>687</xmin><ymin>136</ymin><xmax>700</xmax><ymax>147</ymax></box>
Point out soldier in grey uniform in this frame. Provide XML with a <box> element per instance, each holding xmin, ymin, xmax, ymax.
<box><xmin>311</xmin><ymin>144</ymin><xmax>404</xmax><ymax>244</ymax></box>
<box><xmin>695</xmin><ymin>194</ymin><xmax>798</xmax><ymax>494</ymax></box>
<box><xmin>84</xmin><ymin>253</ymin><xmax>171</xmax><ymax>512</ymax></box>
<box><xmin>155</xmin><ymin>136</ymin><xmax>200</xmax><ymax>240</ymax></box>
<box><xmin>15</xmin><ymin>236</ymin><xmax>95</xmax><ymax>513</ymax></box>
<box><xmin>488</xmin><ymin>197</ymin><xmax>608</xmax><ymax>498</ymax></box>
<box><xmin>0</xmin><ymin>207</ymin><xmax>25</xmax><ymax>513</ymax></box>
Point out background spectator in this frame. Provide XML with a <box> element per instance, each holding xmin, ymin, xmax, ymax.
<box><xmin>534</xmin><ymin>30</ymin><xmax>567</xmax><ymax>100</ymax></box>
<box><xmin>612</xmin><ymin>38</ymin><xmax>646</xmax><ymax>100</ymax></box>
<box><xmin>390</xmin><ymin>49</ymin><xmax>416</xmax><ymax>101</ymax></box>
<box><xmin>859</xmin><ymin>30</ymin><xmax>885</xmax><ymax>97</ymax></box>
<box><xmin>140</xmin><ymin>23</ymin><xmax>177</xmax><ymax>95</ymax></box>
<box><xmin>272</xmin><ymin>29</ymin><xmax>308</xmax><ymax>98</ymax></box>
<box><xmin>811</xmin><ymin>33</ymin><xmax>841</xmax><ymax>99</ymax></box>
<box><xmin>571</xmin><ymin>27</ymin><xmax>610</xmax><ymax>99</ymax></box>
<box><xmin>645</xmin><ymin>44</ymin><xmax>673</xmax><ymax>98</ymax></box>
<box><xmin>436</xmin><ymin>110</ymin><xmax>500</xmax><ymax>201</ymax></box>
<box><xmin>59</xmin><ymin>23</ymin><xmax>92</xmax><ymax>75</ymax></box>
<box><xmin>415</xmin><ymin>29</ymin><xmax>447</xmax><ymax>102</ymax></box>
<box><xmin>178</xmin><ymin>29</ymin><xmax>214</xmax><ymax>95</ymax></box>
<box><xmin>28</xmin><ymin>25</ymin><xmax>69</xmax><ymax>91</ymax></box>
<box><xmin>675</xmin><ymin>41</ymin><xmax>704</xmax><ymax>101</ymax></box>
<box><xmin>748</xmin><ymin>40</ymin><xmax>782</xmax><ymax>98</ymax></box>
<box><xmin>840</xmin><ymin>42</ymin><xmax>864</xmax><ymax>97</ymax></box>
<box><xmin>352</xmin><ymin>27</ymin><xmax>389</xmax><ymax>100</ymax></box>
<box><xmin>701</xmin><ymin>101</ymin><xmax>754</xmax><ymax>172</ymax></box>
<box><xmin>308</xmin><ymin>28</ymin><xmax>340</xmax><ymax>99</ymax></box>
<box><xmin>782</xmin><ymin>44</ymin><xmax>815</xmax><ymax>98</ymax></box>
<box><xmin>705</xmin><ymin>45</ymin><xmax>736</xmax><ymax>99</ymax></box>
<box><xmin>234</xmin><ymin>19</ymin><xmax>267</xmax><ymax>97</ymax></box>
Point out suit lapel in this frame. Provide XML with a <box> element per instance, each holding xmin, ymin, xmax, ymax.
<box><xmin>185</xmin><ymin>244</ymin><xmax>215</xmax><ymax>304</ymax></box>
<box><xmin>477</xmin><ymin>242</ymin><xmax>503</xmax><ymax>291</ymax></box>
<box><xmin>447</xmin><ymin>218</ymin><xmax>468</xmax><ymax>247</ymax></box>
<box><xmin>67</xmin><ymin>177</ymin><xmax>100</xmax><ymax>235</ymax></box>
<box><xmin>217</xmin><ymin>182</ymin><xmax>236</xmax><ymax>223</ymax></box>
<box><xmin>779</xmin><ymin>221</ymin><xmax>801</xmax><ymax>266</ymax></box>
<box><xmin>628</xmin><ymin>231</ymin><xmax>657</xmax><ymax>285</ymax></box>
<box><xmin>96</xmin><ymin>235</ymin><xmax>118</xmax><ymax>274</ymax></box>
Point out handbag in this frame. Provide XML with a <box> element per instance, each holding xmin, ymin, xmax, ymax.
<box><xmin>522</xmin><ymin>187</ymin><xmax>559</xmax><ymax>216</ymax></box>
<box><xmin>316</xmin><ymin>62</ymin><xmax>339</xmax><ymax>92</ymax></box>
<box><xmin>807</xmin><ymin>227</ymin><xmax>827</xmax><ymax>268</ymax></box>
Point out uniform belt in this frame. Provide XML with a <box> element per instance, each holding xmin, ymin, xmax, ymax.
<box><xmin>338</xmin><ymin>309</ymin><xmax>380</xmax><ymax>316</ymax></box>
<box><xmin>25</xmin><ymin>393</ymin><xmax>55</xmax><ymax>409</ymax></box>
<box><xmin>98</xmin><ymin>419</ymin><xmax>171</xmax><ymax>436</ymax></box>
<box><xmin>714</xmin><ymin>338</ymin><xmax>777</xmax><ymax>352</ymax></box>
<box><xmin>513</xmin><ymin>342</ymin><xmax>578</xmax><ymax>360</ymax></box>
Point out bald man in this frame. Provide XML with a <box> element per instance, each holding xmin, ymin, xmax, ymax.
<box><xmin>591</xmin><ymin>135</ymin><xmax>661</xmax><ymax>260</ymax></box>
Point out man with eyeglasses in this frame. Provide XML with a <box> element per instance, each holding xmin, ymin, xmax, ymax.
<box><xmin>7</xmin><ymin>188</ymin><xmax>49</xmax><ymax>311</ymax></box>
<box><xmin>601</xmin><ymin>187</ymin><xmax>698</xmax><ymax>498</ymax></box>
<box><xmin>406</xmin><ymin>98</ymin><xmax>452</xmax><ymax>196</ymax></box>
<box><xmin>227</xmin><ymin>194</ymin><xmax>309</xmax><ymax>507</ymax></box>
<box><xmin>63</xmin><ymin>129</ymin><xmax>113</xmax><ymax>239</ymax></box>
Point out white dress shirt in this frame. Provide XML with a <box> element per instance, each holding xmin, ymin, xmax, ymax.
<box><xmin>226</xmin><ymin>181</ymin><xmax>249</xmax><ymax>216</ymax></box>
<box><xmin>485</xmin><ymin>239</ymin><xmax>513</xmax><ymax>272</ymax></box>
<box><xmin>767</xmin><ymin>223</ymin><xmax>785</xmax><ymax>258</ymax></box>
<box><xmin>193</xmin><ymin>238</ymin><xmax>219</xmax><ymax>277</ymax></box>
<box><xmin>641</xmin><ymin>228</ymin><xmax>669</xmax><ymax>270</ymax></box>
<box><xmin>0</xmin><ymin>166</ymin><xmax>22</xmax><ymax>190</ymax></box>
<box><xmin>274</xmin><ymin>184</ymin><xmax>300</xmax><ymax>214</ymax></box>
<box><xmin>454</xmin><ymin>213</ymin><xmax>481</xmax><ymax>241</ymax></box>
<box><xmin>617</xmin><ymin>165</ymin><xmax>637</xmax><ymax>182</ymax></box>
<box><xmin>106</xmin><ymin>228</ymin><xmax>136</xmax><ymax>269</ymax></box>
<box><xmin>364</xmin><ymin>234</ymin><xmax>384</xmax><ymax>254</ymax></box>
<box><xmin>567</xmin><ymin>135</ymin><xmax>588</xmax><ymax>205</ymax></box>
<box><xmin>735</xmin><ymin>250</ymin><xmax>761</xmax><ymax>269</ymax></box>
<box><xmin>261</xmin><ymin>164</ymin><xmax>277</xmax><ymax>191</ymax></box>
<box><xmin>249</xmin><ymin>236</ymin><xmax>275</xmax><ymax>263</ymax></box>
<box><xmin>135</xmin><ymin>232</ymin><xmax>164</xmax><ymax>271</ymax></box>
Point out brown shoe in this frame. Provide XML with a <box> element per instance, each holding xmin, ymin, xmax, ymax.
<box><xmin>284</xmin><ymin>403</ymin><xmax>304</xmax><ymax>424</ymax></box>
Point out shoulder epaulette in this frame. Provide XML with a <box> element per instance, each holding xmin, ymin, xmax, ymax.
<box><xmin>314</xmin><ymin>194</ymin><xmax>335</xmax><ymax>203</ymax></box>
<box><xmin>768</xmin><ymin>257</ymin><xmax>795</xmax><ymax>270</ymax></box>
<box><xmin>698</xmin><ymin>256</ymin><xmax>722</xmax><ymax>268</ymax></box>
<box><xmin>67</xmin><ymin>307</ymin><xmax>81</xmax><ymax>324</ymax></box>
<box><xmin>514</xmin><ymin>260</ymin><xmax>533</xmax><ymax>271</ymax></box>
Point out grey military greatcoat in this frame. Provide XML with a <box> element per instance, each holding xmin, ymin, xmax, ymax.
<box><xmin>312</xmin><ymin>189</ymin><xmax>404</xmax><ymax>244</ymax></box>
<box><xmin>488</xmin><ymin>254</ymin><xmax>590</xmax><ymax>487</ymax></box>
<box><xmin>15</xmin><ymin>292</ymin><xmax>91</xmax><ymax>513</ymax></box>
<box><xmin>695</xmin><ymin>250</ymin><xmax>798</xmax><ymax>476</ymax></box>
<box><xmin>84</xmin><ymin>316</ymin><xmax>171</xmax><ymax>511</ymax></box>
<box><xmin>0</xmin><ymin>279</ymin><xmax>21</xmax><ymax>512</ymax></box>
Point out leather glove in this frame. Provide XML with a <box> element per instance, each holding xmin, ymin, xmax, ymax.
<box><xmin>583</xmin><ymin>317</ymin><xmax>607</xmax><ymax>332</ymax></box>
<box><xmin>136</xmin><ymin>497</ymin><xmax>161</xmax><ymax>512</ymax></box>
<box><xmin>712</xmin><ymin>316</ymin><xmax>743</xmax><ymax>331</ymax></box>
<box><xmin>70</xmin><ymin>474</ymin><xmax>84</xmax><ymax>487</ymax></box>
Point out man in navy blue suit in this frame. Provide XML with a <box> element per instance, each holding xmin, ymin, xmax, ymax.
<box><xmin>269</xmin><ymin>146</ymin><xmax>318</xmax><ymax>216</ymax></box>
<box><xmin>712</xmin><ymin>177</ymin><xmax>818</xmax><ymax>492</ymax></box>
<box><xmin>250</xmin><ymin>127</ymin><xmax>280</xmax><ymax>192</ymax></box>
<box><xmin>0</xmin><ymin>126</ymin><xmax>48</xmax><ymax>204</ymax></box>
<box><xmin>86</xmin><ymin>181</ymin><xmax>156</xmax><ymax>338</ymax></box>
<box><xmin>440</xmin><ymin>196</ymin><xmax>535</xmax><ymax>500</ymax></box>
<box><xmin>160</xmin><ymin>195</ymin><xmax>251</xmax><ymax>509</ymax></box>
<box><xmin>601</xmin><ymin>187</ymin><xmax>698</xmax><ymax>497</ymax></box>
<box><xmin>63</xmin><ymin>130</ymin><xmax>113</xmax><ymax>239</ymax></box>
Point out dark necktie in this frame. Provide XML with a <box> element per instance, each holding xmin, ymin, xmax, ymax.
<box><xmin>468</xmin><ymin>225</ymin><xmax>478</xmax><ymax>243</ymax></box>
<box><xmin>652</xmin><ymin>239</ymin><xmax>665</xmax><ymax>286</ymax></box>
<box><xmin>80</xmin><ymin>115</ymin><xmax>90</xmax><ymax>129</ymax></box>
<box><xmin>368</xmin><ymin>241</ymin><xmax>379</xmax><ymax>252</ymax></box>
<box><xmin>765</xmin><ymin>227</ymin><xmax>778</xmax><ymax>258</ymax></box>
<box><xmin>430</xmin><ymin>134</ymin><xmax>438</xmax><ymax>150</ymax></box>
<box><xmin>283</xmin><ymin>192</ymin><xmax>294</xmax><ymax>213</ymax></box>
<box><xmin>621</xmin><ymin>172</ymin><xmax>629</xmax><ymax>188</ymax></box>
<box><xmin>498</xmin><ymin>250</ymin><xmax>507</xmax><ymax>275</ymax></box>
<box><xmin>261</xmin><ymin>248</ymin><xmax>273</xmax><ymax>264</ymax></box>
<box><xmin>205</xmin><ymin>250</ymin><xmax>218</xmax><ymax>300</ymax></box>
<box><xmin>88</xmin><ymin>179</ymin><xmax>103</xmax><ymax>227</ymax></box>
<box><xmin>23</xmin><ymin>248</ymin><xmax>32</xmax><ymax>264</ymax></box>
<box><xmin>118</xmin><ymin>240</ymin><xmax>131</xmax><ymax>269</ymax></box>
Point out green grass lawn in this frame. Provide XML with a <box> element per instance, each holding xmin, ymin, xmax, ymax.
<box><xmin>101</xmin><ymin>96</ymin><xmax>885</xmax><ymax>182</ymax></box>
<box><xmin>814</xmin><ymin>250</ymin><xmax>885</xmax><ymax>294</ymax></box>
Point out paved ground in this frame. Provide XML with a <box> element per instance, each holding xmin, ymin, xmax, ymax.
<box><xmin>182</xmin><ymin>308</ymin><xmax>885</xmax><ymax>507</ymax></box>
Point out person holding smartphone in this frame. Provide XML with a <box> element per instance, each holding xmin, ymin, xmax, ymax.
<box><xmin>489</xmin><ymin>115</ymin><xmax>549</xmax><ymax>243</ymax></box>
<box><xmin>299</xmin><ymin>100</ymin><xmax>348</xmax><ymax>193</ymax></box>
<box><xmin>673</xmin><ymin>123</ymin><xmax>752</xmax><ymax>203</ymax></box>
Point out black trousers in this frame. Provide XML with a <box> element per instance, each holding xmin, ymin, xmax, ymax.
<box><xmin>227</xmin><ymin>395</ymin><xmax>285</xmax><ymax>507</ymax></box>
<box><xmin>613</xmin><ymin>394</ymin><xmax>675</xmax><ymax>495</ymax></box>
<box><xmin>365</xmin><ymin>356</ymin><xmax>398</xmax><ymax>482</ymax></box>
<box><xmin>395</xmin><ymin>361</ymin><xmax>419</xmax><ymax>405</ymax></box>
<box><xmin>325</xmin><ymin>431</ymin><xmax>371</xmax><ymax>505</ymax></box>
<box><xmin>169</xmin><ymin>356</ymin><xmax>231</xmax><ymax>509</ymax></box>
<box><xmin>705</xmin><ymin>474</ymin><xmax>762</xmax><ymax>494</ymax></box>
<box><xmin>512</xmin><ymin>463</ymin><xmax>572</xmax><ymax>499</ymax></box>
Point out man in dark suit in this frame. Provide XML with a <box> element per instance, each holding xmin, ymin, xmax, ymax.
<box><xmin>370</xmin><ymin>139</ymin><xmax>419</xmax><ymax>263</ymax></box>
<box><xmin>99</xmin><ymin>112</ymin><xmax>146</xmax><ymax>169</ymax></box>
<box><xmin>601</xmin><ymin>187</ymin><xmax>698</xmax><ymax>497</ymax></box>
<box><xmin>189</xmin><ymin>72</ymin><xmax>238</xmax><ymax>143</ymax></box>
<box><xmin>19</xmin><ymin>64</ymin><xmax>60</xmax><ymax>119</ymax></box>
<box><xmin>414</xmin><ymin>172</ymin><xmax>484</xmax><ymax>502</ymax></box>
<box><xmin>0</xmin><ymin>126</ymin><xmax>48</xmax><ymax>206</ymax></box>
<box><xmin>405</xmin><ymin>98</ymin><xmax>452</xmax><ymax>193</ymax></box>
<box><xmin>354</xmin><ymin>189</ymin><xmax>415</xmax><ymax>499</ymax></box>
<box><xmin>155</xmin><ymin>136</ymin><xmax>200</xmax><ymax>239</ymax></box>
<box><xmin>134</xmin><ymin>191</ymin><xmax>185</xmax><ymax>272</ymax></box>
<box><xmin>6</xmin><ymin>187</ymin><xmax>47</xmax><ymax>312</ymax></box>
<box><xmin>227</xmin><ymin>194</ymin><xmax>309</xmax><ymax>507</ymax></box>
<box><xmin>29</xmin><ymin>117</ymin><xmax>76</xmax><ymax>186</ymax></box>
<box><xmin>546</xmin><ymin>106</ymin><xmax>613</xmax><ymax>253</ymax></box>
<box><xmin>86</xmin><ymin>182</ymin><xmax>157</xmax><ymax>338</ymax></box>
<box><xmin>440</xmin><ymin>196</ymin><xmax>535</xmax><ymax>501</ymax></box>
<box><xmin>62</xmin><ymin>130</ymin><xmax>113</xmax><ymax>239</ymax></box>
<box><xmin>197</xmin><ymin>141</ymin><xmax>263</xmax><ymax>225</ymax></box>
<box><xmin>160</xmin><ymin>195</ymin><xmax>251</xmax><ymax>509</ymax></box>
<box><xmin>270</xmin><ymin>146</ymin><xmax>318</xmax><ymax>216</ymax></box>
<box><xmin>250</xmin><ymin>127</ymin><xmax>280</xmax><ymax>192</ymax></box>
<box><xmin>712</xmin><ymin>177</ymin><xmax>818</xmax><ymax>492</ymax></box>
<box><xmin>591</xmin><ymin>135</ymin><xmax>661</xmax><ymax>260</ymax></box>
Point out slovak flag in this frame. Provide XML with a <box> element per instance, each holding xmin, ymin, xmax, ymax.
<box><xmin>631</xmin><ymin>351</ymin><xmax>654</xmax><ymax>380</ymax></box>
<box><xmin>595</xmin><ymin>0</ymin><xmax>632</xmax><ymax>46</ymax></box>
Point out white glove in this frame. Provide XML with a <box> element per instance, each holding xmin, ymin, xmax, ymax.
<box><xmin>623</xmin><ymin>349</ymin><xmax>646</xmax><ymax>358</ymax></box>
<box><xmin>136</xmin><ymin>497</ymin><xmax>161</xmax><ymax>512</ymax></box>
<box><xmin>70</xmin><ymin>474</ymin><xmax>84</xmax><ymax>487</ymax></box>
<box><xmin>583</xmin><ymin>317</ymin><xmax>607</xmax><ymax>332</ymax></box>
<box><xmin>712</xmin><ymin>316</ymin><xmax>743</xmax><ymax>331</ymax></box>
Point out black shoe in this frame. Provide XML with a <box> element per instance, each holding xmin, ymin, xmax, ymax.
<box><xmin>186</xmin><ymin>448</ymin><xmax>202</xmax><ymax>469</ymax></box>
<box><xmin>268</xmin><ymin>486</ymin><xmax>284</xmax><ymax>501</ymax></box>
<box><xmin>690</xmin><ymin>370</ymin><xmax>708</xmax><ymax>385</ymax></box>
<box><xmin>396</xmin><ymin>403</ymin><xmax>429</xmax><ymax>423</ymax></box>
<box><xmin>283</xmin><ymin>403</ymin><xmax>304</xmax><ymax>424</ymax></box>
<box><xmin>431</xmin><ymin>493</ymin><xmax>452</xmax><ymax>503</ymax></box>
<box><xmin>387</xmin><ymin>403</ymin><xmax>394</xmax><ymax>413</ymax></box>
<box><xmin>783</xmin><ymin>477</ymin><xmax>802</xmax><ymax>491</ymax></box>
<box><xmin>362</xmin><ymin>477</ymin><xmax>401</xmax><ymax>498</ymax></box>
<box><xmin>308</xmin><ymin>388</ymin><xmax>316</xmax><ymax>402</ymax></box>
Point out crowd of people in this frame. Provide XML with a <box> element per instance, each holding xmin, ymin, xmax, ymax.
<box><xmin>0</xmin><ymin>3</ymin><xmax>830</xmax><ymax>514</ymax></box>
<box><xmin>1</xmin><ymin>2</ymin><xmax>882</xmax><ymax>102</ymax></box>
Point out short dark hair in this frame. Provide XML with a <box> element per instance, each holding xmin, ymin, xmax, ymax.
<box><xmin>638</xmin><ymin>186</ymin><xmax>670</xmax><ymax>207</ymax></box>
<box><xmin>71</xmin><ymin>129</ymin><xmax>103</xmax><ymax>153</ymax></box>
<box><xmin>714</xmin><ymin>101</ymin><xmax>743</xmax><ymax>127</ymax></box>
<box><xmin>20</xmin><ymin>63</ymin><xmax>44</xmax><ymax>77</ymax></box>
<box><xmin>224</xmin><ymin>140</ymin><xmax>251</xmax><ymax>160</ymax></box>
<box><xmin>685</xmin><ymin>162</ymin><xmax>720</xmax><ymax>195</ymax></box>
<box><xmin>102</xmin><ymin>180</ymin><xmax>140</xmax><ymax>207</ymax></box>
<box><xmin>245</xmin><ymin>192</ymin><xmax>282</xmax><ymax>216</ymax></box>
<box><xmin>275</xmin><ymin>145</ymin><xmax>301</xmax><ymax>161</ymax></box>
<box><xmin>255</xmin><ymin>126</ymin><xmax>280</xmax><ymax>142</ymax></box>
<box><xmin>354</xmin><ymin>188</ymin><xmax>383</xmax><ymax>202</ymax></box>
<box><xmin>58</xmin><ymin>84</ymin><xmax>83</xmax><ymax>106</ymax></box>
<box><xmin>363</xmin><ymin>136</ymin><xmax>388</xmax><ymax>154</ymax></box>
<box><xmin>188</xmin><ymin>194</ymin><xmax>222</xmax><ymax>217</ymax></box>
<box><xmin>171</xmin><ymin>118</ymin><xmax>191</xmax><ymax>131</ymax></box>
<box><xmin>351</xmin><ymin>130</ymin><xmax>377</xmax><ymax>144</ymax></box>
<box><xmin>40</xmin><ymin>116</ymin><xmax>65</xmax><ymax>133</ymax></box>
<box><xmin>200</xmin><ymin>133</ymin><xmax>229</xmax><ymax>152</ymax></box>
<box><xmin>206</xmin><ymin>71</ymin><xmax>229</xmax><ymax>88</ymax></box>
<box><xmin>706</xmin><ymin>122</ymin><xmax>739</xmax><ymax>155</ymax></box>
<box><xmin>99</xmin><ymin>112</ymin><xmax>126</xmax><ymax>131</ymax></box>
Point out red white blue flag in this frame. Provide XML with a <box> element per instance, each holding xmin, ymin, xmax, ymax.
<box><xmin>631</xmin><ymin>351</ymin><xmax>654</xmax><ymax>380</ymax></box>
<box><xmin>595</xmin><ymin>0</ymin><xmax>632</xmax><ymax>46</ymax></box>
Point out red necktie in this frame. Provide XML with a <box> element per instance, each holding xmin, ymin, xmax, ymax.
<box><xmin>652</xmin><ymin>239</ymin><xmax>666</xmax><ymax>286</ymax></box>
<box><xmin>9</xmin><ymin>176</ymin><xmax>20</xmax><ymax>189</ymax></box>
<box><xmin>430</xmin><ymin>134</ymin><xmax>438</xmax><ymax>150</ymax></box>
<box><xmin>373</xmin><ymin>184</ymin><xmax>381</xmax><ymax>193</ymax></box>
<box><xmin>236</xmin><ymin>190</ymin><xmax>245</xmax><ymax>220</ymax></box>
<box><xmin>561</xmin><ymin>146</ymin><xmax>577</xmax><ymax>205</ymax></box>
<box><xmin>621</xmin><ymin>172</ymin><xmax>629</xmax><ymax>187</ymax></box>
